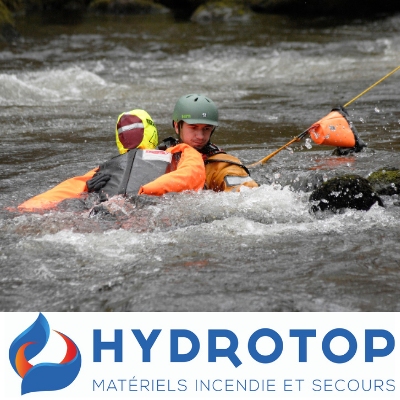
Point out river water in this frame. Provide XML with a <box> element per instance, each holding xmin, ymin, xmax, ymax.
<box><xmin>0</xmin><ymin>12</ymin><xmax>399</xmax><ymax>312</ymax></box>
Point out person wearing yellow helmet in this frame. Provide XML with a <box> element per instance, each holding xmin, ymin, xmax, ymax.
<box><xmin>90</xmin><ymin>109</ymin><xmax>205</xmax><ymax>200</ymax></box>
<box><xmin>158</xmin><ymin>94</ymin><xmax>258</xmax><ymax>192</ymax></box>
<box><xmin>115</xmin><ymin>109</ymin><xmax>158</xmax><ymax>154</ymax></box>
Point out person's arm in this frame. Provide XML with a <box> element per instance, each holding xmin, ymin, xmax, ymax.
<box><xmin>138</xmin><ymin>143</ymin><xmax>205</xmax><ymax>196</ymax></box>
<box><xmin>18</xmin><ymin>168</ymin><xmax>98</xmax><ymax>211</ymax></box>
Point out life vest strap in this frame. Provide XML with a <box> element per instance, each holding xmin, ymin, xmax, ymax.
<box><xmin>204</xmin><ymin>158</ymin><xmax>251</xmax><ymax>175</ymax></box>
<box><xmin>119</xmin><ymin>148</ymin><xmax>137</xmax><ymax>195</ymax></box>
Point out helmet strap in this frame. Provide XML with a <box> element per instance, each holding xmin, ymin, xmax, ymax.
<box><xmin>175</xmin><ymin>121</ymin><xmax>183</xmax><ymax>141</ymax></box>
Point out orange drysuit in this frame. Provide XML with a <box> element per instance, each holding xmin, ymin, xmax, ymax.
<box><xmin>18</xmin><ymin>143</ymin><xmax>205</xmax><ymax>212</ymax></box>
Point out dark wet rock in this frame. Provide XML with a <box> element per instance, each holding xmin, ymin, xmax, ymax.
<box><xmin>156</xmin><ymin>0</ymin><xmax>202</xmax><ymax>19</ymax></box>
<box><xmin>309</xmin><ymin>174</ymin><xmax>384</xmax><ymax>213</ymax></box>
<box><xmin>191</xmin><ymin>1</ymin><xmax>252</xmax><ymax>22</ymax></box>
<box><xmin>21</xmin><ymin>1</ymin><xmax>91</xmax><ymax>24</ymax></box>
<box><xmin>331</xmin><ymin>141</ymin><xmax>367</xmax><ymax>156</ymax></box>
<box><xmin>1</xmin><ymin>0</ymin><xmax>24</xmax><ymax>14</ymax></box>
<box><xmin>0</xmin><ymin>0</ymin><xmax>19</xmax><ymax>42</ymax></box>
<box><xmin>27</xmin><ymin>0</ymin><xmax>91</xmax><ymax>13</ymax></box>
<box><xmin>287</xmin><ymin>172</ymin><xmax>330</xmax><ymax>193</ymax></box>
<box><xmin>0</xmin><ymin>19</ymin><xmax>19</xmax><ymax>42</ymax></box>
<box><xmin>248</xmin><ymin>0</ymin><xmax>400</xmax><ymax>17</ymax></box>
<box><xmin>157</xmin><ymin>0</ymin><xmax>400</xmax><ymax>19</ymax></box>
<box><xmin>367</xmin><ymin>167</ymin><xmax>400</xmax><ymax>196</ymax></box>
<box><xmin>89</xmin><ymin>0</ymin><xmax>169</xmax><ymax>15</ymax></box>
<box><xmin>3</xmin><ymin>0</ymin><xmax>400</xmax><ymax>32</ymax></box>
<box><xmin>253</xmin><ymin>168</ymin><xmax>341</xmax><ymax>193</ymax></box>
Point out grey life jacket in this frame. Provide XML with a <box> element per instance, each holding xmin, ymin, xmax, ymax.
<box><xmin>98</xmin><ymin>149</ymin><xmax>178</xmax><ymax>200</ymax></box>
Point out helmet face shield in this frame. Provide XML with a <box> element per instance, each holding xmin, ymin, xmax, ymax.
<box><xmin>116</xmin><ymin>109</ymin><xmax>158</xmax><ymax>154</ymax></box>
<box><xmin>172</xmin><ymin>94</ymin><xmax>219</xmax><ymax>127</ymax></box>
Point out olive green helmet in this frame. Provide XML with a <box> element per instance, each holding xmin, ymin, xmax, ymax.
<box><xmin>172</xmin><ymin>94</ymin><xmax>219</xmax><ymax>127</ymax></box>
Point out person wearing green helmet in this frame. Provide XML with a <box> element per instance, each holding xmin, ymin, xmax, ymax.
<box><xmin>158</xmin><ymin>94</ymin><xmax>258</xmax><ymax>192</ymax></box>
<box><xmin>158</xmin><ymin>94</ymin><xmax>220</xmax><ymax>155</ymax></box>
<box><xmin>172</xmin><ymin>93</ymin><xmax>218</xmax><ymax>151</ymax></box>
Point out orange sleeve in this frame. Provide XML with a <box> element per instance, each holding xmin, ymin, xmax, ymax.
<box><xmin>17</xmin><ymin>168</ymin><xmax>98</xmax><ymax>212</ymax></box>
<box><xmin>138</xmin><ymin>143</ymin><xmax>205</xmax><ymax>196</ymax></box>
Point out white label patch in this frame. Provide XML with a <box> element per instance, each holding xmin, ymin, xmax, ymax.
<box><xmin>142</xmin><ymin>150</ymin><xmax>173</xmax><ymax>163</ymax></box>
<box><xmin>225</xmin><ymin>176</ymin><xmax>253</xmax><ymax>186</ymax></box>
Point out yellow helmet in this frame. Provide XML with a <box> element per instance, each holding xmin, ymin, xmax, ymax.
<box><xmin>115</xmin><ymin>109</ymin><xmax>158</xmax><ymax>154</ymax></box>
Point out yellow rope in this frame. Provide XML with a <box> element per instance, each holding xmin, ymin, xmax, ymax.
<box><xmin>247</xmin><ymin>66</ymin><xmax>400</xmax><ymax>168</ymax></box>
<box><xmin>344</xmin><ymin>65</ymin><xmax>400</xmax><ymax>108</ymax></box>
<box><xmin>246</xmin><ymin>136</ymin><xmax>301</xmax><ymax>168</ymax></box>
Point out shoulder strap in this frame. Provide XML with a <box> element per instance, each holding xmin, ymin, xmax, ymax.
<box><xmin>204</xmin><ymin>158</ymin><xmax>250</xmax><ymax>175</ymax></box>
<box><xmin>157</xmin><ymin>136</ymin><xmax>179</xmax><ymax>150</ymax></box>
<box><xmin>118</xmin><ymin>149</ymin><xmax>138</xmax><ymax>195</ymax></box>
<box><xmin>199</xmin><ymin>142</ymin><xmax>225</xmax><ymax>157</ymax></box>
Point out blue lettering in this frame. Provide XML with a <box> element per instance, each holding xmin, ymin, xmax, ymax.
<box><xmin>290</xmin><ymin>329</ymin><xmax>316</xmax><ymax>362</ymax></box>
<box><xmin>313</xmin><ymin>379</ymin><xmax>322</xmax><ymax>391</ymax></box>
<box><xmin>284</xmin><ymin>379</ymin><xmax>292</xmax><ymax>391</ymax></box>
<box><xmin>365</xmin><ymin>329</ymin><xmax>395</xmax><ymax>362</ymax></box>
<box><xmin>348</xmin><ymin>379</ymin><xmax>359</xmax><ymax>391</ymax></box>
<box><xmin>208</xmin><ymin>330</ymin><xmax>242</xmax><ymax>367</ymax></box>
<box><xmin>335</xmin><ymin>379</ymin><xmax>345</xmax><ymax>391</ymax></box>
<box><xmin>212</xmin><ymin>379</ymin><xmax>222</xmax><ymax>391</ymax></box>
<box><xmin>322</xmin><ymin>328</ymin><xmax>357</xmax><ymax>363</ymax></box>
<box><xmin>267</xmin><ymin>379</ymin><xmax>276</xmax><ymax>391</ymax></box>
<box><xmin>92</xmin><ymin>327</ymin><xmax>395</xmax><ymax>366</ymax></box>
<box><xmin>386</xmin><ymin>379</ymin><xmax>395</xmax><ymax>391</ymax></box>
<box><xmin>249</xmin><ymin>380</ymin><xmax>259</xmax><ymax>391</ymax></box>
<box><xmin>248</xmin><ymin>328</ymin><xmax>283</xmax><ymax>363</ymax></box>
<box><xmin>93</xmin><ymin>379</ymin><xmax>104</xmax><ymax>391</ymax></box>
<box><xmin>93</xmin><ymin>329</ymin><xmax>123</xmax><ymax>362</ymax></box>
<box><xmin>178</xmin><ymin>379</ymin><xmax>187</xmax><ymax>391</ymax></box>
<box><xmin>324</xmin><ymin>379</ymin><xmax>333</xmax><ymax>391</ymax></box>
<box><xmin>131</xmin><ymin>329</ymin><xmax>161</xmax><ymax>362</ymax></box>
<box><xmin>107</xmin><ymin>380</ymin><xmax>117</xmax><ymax>391</ymax></box>
<box><xmin>171</xmin><ymin>329</ymin><xmax>200</xmax><ymax>362</ymax></box>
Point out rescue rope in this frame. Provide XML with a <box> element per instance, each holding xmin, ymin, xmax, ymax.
<box><xmin>344</xmin><ymin>65</ymin><xmax>400</xmax><ymax>108</ymax></box>
<box><xmin>247</xmin><ymin>65</ymin><xmax>400</xmax><ymax>168</ymax></box>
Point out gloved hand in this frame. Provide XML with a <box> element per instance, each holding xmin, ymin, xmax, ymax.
<box><xmin>86</xmin><ymin>172</ymin><xmax>111</xmax><ymax>192</ymax></box>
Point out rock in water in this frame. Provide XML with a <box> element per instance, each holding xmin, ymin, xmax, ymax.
<box><xmin>367</xmin><ymin>167</ymin><xmax>400</xmax><ymax>196</ymax></box>
<box><xmin>309</xmin><ymin>174</ymin><xmax>384</xmax><ymax>212</ymax></box>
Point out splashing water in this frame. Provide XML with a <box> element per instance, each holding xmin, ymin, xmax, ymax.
<box><xmin>1</xmin><ymin>12</ymin><xmax>400</xmax><ymax>312</ymax></box>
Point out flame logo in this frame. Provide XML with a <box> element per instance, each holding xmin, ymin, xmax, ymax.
<box><xmin>9</xmin><ymin>313</ymin><xmax>81</xmax><ymax>395</ymax></box>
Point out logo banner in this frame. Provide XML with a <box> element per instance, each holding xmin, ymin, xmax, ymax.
<box><xmin>1</xmin><ymin>312</ymin><xmax>398</xmax><ymax>399</ymax></box>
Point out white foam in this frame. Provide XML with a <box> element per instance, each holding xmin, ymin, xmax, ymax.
<box><xmin>25</xmin><ymin>184</ymin><xmax>399</xmax><ymax>262</ymax></box>
<box><xmin>0</xmin><ymin>67</ymin><xmax>123</xmax><ymax>105</ymax></box>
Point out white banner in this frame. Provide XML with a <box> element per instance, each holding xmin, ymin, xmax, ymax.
<box><xmin>1</xmin><ymin>312</ymin><xmax>398</xmax><ymax>399</ymax></box>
